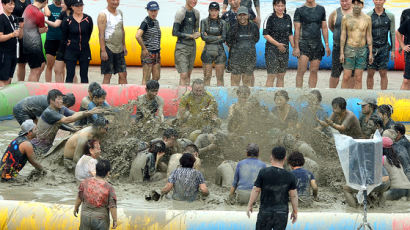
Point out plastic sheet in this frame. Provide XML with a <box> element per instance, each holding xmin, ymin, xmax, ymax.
<box><xmin>334</xmin><ymin>131</ymin><xmax>383</xmax><ymax>203</ymax></box>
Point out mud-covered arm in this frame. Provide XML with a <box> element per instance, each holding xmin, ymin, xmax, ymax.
<box><xmin>24</xmin><ymin>142</ymin><xmax>43</xmax><ymax>171</ymax></box>
<box><xmin>366</xmin><ymin>16</ymin><xmax>373</xmax><ymax>55</ymax></box>
<box><xmin>253</xmin><ymin>23</ymin><xmax>260</xmax><ymax>43</ymax></box>
<box><xmin>340</xmin><ymin>16</ymin><xmax>347</xmax><ymax>55</ymax></box>
<box><xmin>172</xmin><ymin>9</ymin><xmax>193</xmax><ymax>39</ymax></box>
<box><xmin>200</xmin><ymin>19</ymin><xmax>218</xmax><ymax>43</ymax></box>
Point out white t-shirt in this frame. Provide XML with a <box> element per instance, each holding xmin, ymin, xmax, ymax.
<box><xmin>75</xmin><ymin>155</ymin><xmax>97</xmax><ymax>181</ymax></box>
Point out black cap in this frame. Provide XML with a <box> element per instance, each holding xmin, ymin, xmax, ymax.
<box><xmin>72</xmin><ymin>0</ymin><xmax>83</xmax><ymax>6</ymax></box>
<box><xmin>209</xmin><ymin>2</ymin><xmax>220</xmax><ymax>10</ymax></box>
<box><xmin>352</xmin><ymin>0</ymin><xmax>363</xmax><ymax>4</ymax></box>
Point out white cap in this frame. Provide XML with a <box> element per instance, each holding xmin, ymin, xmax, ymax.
<box><xmin>20</xmin><ymin>119</ymin><xmax>35</xmax><ymax>136</ymax></box>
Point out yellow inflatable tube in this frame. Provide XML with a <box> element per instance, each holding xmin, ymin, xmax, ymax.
<box><xmin>89</xmin><ymin>26</ymin><xmax>205</xmax><ymax>67</ymax></box>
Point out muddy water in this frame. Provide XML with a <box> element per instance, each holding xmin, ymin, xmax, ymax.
<box><xmin>1</xmin><ymin>118</ymin><xmax>410</xmax><ymax>213</ymax></box>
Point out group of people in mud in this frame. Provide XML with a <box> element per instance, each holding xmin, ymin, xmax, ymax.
<box><xmin>1</xmin><ymin>77</ymin><xmax>410</xmax><ymax>229</ymax></box>
<box><xmin>0</xmin><ymin>0</ymin><xmax>409</xmax><ymax>90</ymax></box>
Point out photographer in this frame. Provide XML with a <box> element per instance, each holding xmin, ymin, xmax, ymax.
<box><xmin>0</xmin><ymin>0</ymin><xmax>22</xmax><ymax>87</ymax></box>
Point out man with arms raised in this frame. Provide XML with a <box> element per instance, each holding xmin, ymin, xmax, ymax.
<box><xmin>340</xmin><ymin>0</ymin><xmax>373</xmax><ymax>89</ymax></box>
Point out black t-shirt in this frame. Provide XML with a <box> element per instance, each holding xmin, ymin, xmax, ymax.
<box><xmin>13</xmin><ymin>0</ymin><xmax>31</xmax><ymax>18</ymax></box>
<box><xmin>254</xmin><ymin>166</ymin><xmax>297</xmax><ymax>213</ymax></box>
<box><xmin>263</xmin><ymin>13</ymin><xmax>292</xmax><ymax>47</ymax></box>
<box><xmin>0</xmin><ymin>14</ymin><xmax>17</xmax><ymax>54</ymax></box>
<box><xmin>294</xmin><ymin>4</ymin><xmax>326</xmax><ymax>42</ymax></box>
<box><xmin>399</xmin><ymin>10</ymin><xmax>410</xmax><ymax>45</ymax></box>
<box><xmin>400</xmin><ymin>8</ymin><xmax>410</xmax><ymax>25</ymax></box>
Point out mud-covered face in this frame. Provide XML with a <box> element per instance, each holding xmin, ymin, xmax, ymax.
<box><xmin>274</xmin><ymin>95</ymin><xmax>287</xmax><ymax>107</ymax></box>
<box><xmin>352</xmin><ymin>2</ymin><xmax>363</xmax><ymax>15</ymax></box>
<box><xmin>51</xmin><ymin>96</ymin><xmax>64</xmax><ymax>109</ymax></box>
<box><xmin>238</xmin><ymin>13</ymin><xmax>248</xmax><ymax>25</ymax></box>
<box><xmin>146</xmin><ymin>89</ymin><xmax>158</xmax><ymax>99</ymax></box>
<box><xmin>361</xmin><ymin>104</ymin><xmax>371</xmax><ymax>115</ymax></box>
<box><xmin>192</xmin><ymin>83</ymin><xmax>205</xmax><ymax>97</ymax></box>
<box><xmin>307</xmin><ymin>94</ymin><xmax>319</xmax><ymax>106</ymax></box>
<box><xmin>274</xmin><ymin>2</ymin><xmax>285</xmax><ymax>15</ymax></box>
<box><xmin>332</xmin><ymin>105</ymin><xmax>342</xmax><ymax>115</ymax></box>
<box><xmin>93</xmin><ymin>96</ymin><xmax>106</xmax><ymax>106</ymax></box>
<box><xmin>340</xmin><ymin>0</ymin><xmax>352</xmax><ymax>10</ymax></box>
<box><xmin>209</xmin><ymin>8</ymin><xmax>219</xmax><ymax>20</ymax></box>
<box><xmin>148</xmin><ymin>9</ymin><xmax>158</xmax><ymax>19</ymax></box>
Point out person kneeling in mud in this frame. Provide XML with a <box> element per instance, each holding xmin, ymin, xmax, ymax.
<box><xmin>63</xmin><ymin>117</ymin><xmax>108</xmax><ymax>170</ymax></box>
<box><xmin>226</xmin><ymin>6</ymin><xmax>259</xmax><ymax>86</ymax></box>
<box><xmin>288</xmin><ymin>151</ymin><xmax>318</xmax><ymax>207</ymax></box>
<box><xmin>75</xmin><ymin>139</ymin><xmax>101</xmax><ymax>182</ymax></box>
<box><xmin>129</xmin><ymin>140</ymin><xmax>166</xmax><ymax>182</ymax></box>
<box><xmin>1</xmin><ymin>120</ymin><xmax>45</xmax><ymax>181</ymax></box>
<box><xmin>229</xmin><ymin>143</ymin><xmax>266</xmax><ymax>205</ymax></box>
<box><xmin>132</xmin><ymin>80</ymin><xmax>164</xmax><ymax>122</ymax></box>
<box><xmin>161</xmin><ymin>153</ymin><xmax>209</xmax><ymax>201</ymax></box>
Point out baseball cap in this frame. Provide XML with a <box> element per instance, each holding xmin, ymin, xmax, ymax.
<box><xmin>237</xmin><ymin>6</ymin><xmax>249</xmax><ymax>15</ymax></box>
<box><xmin>20</xmin><ymin>119</ymin><xmax>35</xmax><ymax>136</ymax></box>
<box><xmin>72</xmin><ymin>0</ymin><xmax>83</xmax><ymax>6</ymax></box>
<box><xmin>382</xmin><ymin>137</ymin><xmax>393</xmax><ymax>148</ymax></box>
<box><xmin>357</xmin><ymin>98</ymin><xmax>377</xmax><ymax>106</ymax></box>
<box><xmin>209</xmin><ymin>2</ymin><xmax>220</xmax><ymax>10</ymax></box>
<box><xmin>146</xmin><ymin>1</ymin><xmax>159</xmax><ymax>10</ymax></box>
<box><xmin>352</xmin><ymin>0</ymin><xmax>363</xmax><ymax>4</ymax></box>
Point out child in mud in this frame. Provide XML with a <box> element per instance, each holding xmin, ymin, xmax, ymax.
<box><xmin>161</xmin><ymin>153</ymin><xmax>209</xmax><ymax>201</ymax></box>
<box><xmin>76</xmin><ymin>82</ymin><xmax>101</xmax><ymax>126</ymax></box>
<box><xmin>75</xmin><ymin>139</ymin><xmax>101</xmax><ymax>182</ymax></box>
<box><xmin>74</xmin><ymin>159</ymin><xmax>117</xmax><ymax>229</ymax></box>
<box><xmin>287</xmin><ymin>151</ymin><xmax>318</xmax><ymax>207</ymax></box>
<box><xmin>133</xmin><ymin>80</ymin><xmax>164</xmax><ymax>122</ymax></box>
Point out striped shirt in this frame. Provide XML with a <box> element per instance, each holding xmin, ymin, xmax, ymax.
<box><xmin>139</xmin><ymin>16</ymin><xmax>161</xmax><ymax>52</ymax></box>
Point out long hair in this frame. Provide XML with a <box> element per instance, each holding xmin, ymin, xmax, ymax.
<box><xmin>383</xmin><ymin>147</ymin><xmax>402</xmax><ymax>168</ymax></box>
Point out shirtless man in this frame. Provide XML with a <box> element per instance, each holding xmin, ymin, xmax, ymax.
<box><xmin>318</xmin><ymin>97</ymin><xmax>363</xmax><ymax>139</ymax></box>
<box><xmin>63</xmin><ymin>117</ymin><xmax>108</xmax><ymax>165</ymax></box>
<box><xmin>328</xmin><ymin>0</ymin><xmax>353</xmax><ymax>88</ymax></box>
<box><xmin>340</xmin><ymin>0</ymin><xmax>373</xmax><ymax>89</ymax></box>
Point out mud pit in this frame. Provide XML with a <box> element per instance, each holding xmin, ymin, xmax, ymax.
<box><xmin>1</xmin><ymin>106</ymin><xmax>410</xmax><ymax>214</ymax></box>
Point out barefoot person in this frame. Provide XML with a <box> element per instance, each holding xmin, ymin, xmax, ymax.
<box><xmin>173</xmin><ymin>0</ymin><xmax>200</xmax><ymax>86</ymax></box>
<box><xmin>397</xmin><ymin>11</ymin><xmax>410</xmax><ymax>90</ymax></box>
<box><xmin>340</xmin><ymin>0</ymin><xmax>373</xmax><ymax>89</ymax></box>
<box><xmin>136</xmin><ymin>1</ymin><xmax>161</xmax><ymax>85</ymax></box>
<box><xmin>222</xmin><ymin>0</ymin><xmax>260</xmax><ymax>26</ymax></box>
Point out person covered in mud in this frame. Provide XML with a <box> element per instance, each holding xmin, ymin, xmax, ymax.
<box><xmin>75</xmin><ymin>139</ymin><xmax>101</xmax><ymax>182</ymax></box>
<box><xmin>193</xmin><ymin>126</ymin><xmax>222</xmax><ymax>158</ymax></box>
<box><xmin>226</xmin><ymin>6</ymin><xmax>259</xmax><ymax>86</ymax></box>
<box><xmin>200</xmin><ymin>2</ymin><xmax>227</xmax><ymax>86</ymax></box>
<box><xmin>288</xmin><ymin>151</ymin><xmax>318</xmax><ymax>207</ymax></box>
<box><xmin>271</xmin><ymin>90</ymin><xmax>298</xmax><ymax>130</ymax></box>
<box><xmin>318</xmin><ymin>97</ymin><xmax>363</xmax><ymax>139</ymax></box>
<box><xmin>229</xmin><ymin>143</ymin><xmax>266</xmax><ymax>205</ymax></box>
<box><xmin>86</xmin><ymin>88</ymin><xmax>111</xmax><ymax>125</ymax></box>
<box><xmin>31</xmin><ymin>89</ymin><xmax>103</xmax><ymax>155</ymax></box>
<box><xmin>172</xmin><ymin>0</ymin><xmax>200</xmax><ymax>86</ymax></box>
<box><xmin>0</xmin><ymin>120</ymin><xmax>44</xmax><ymax>181</ymax></box>
<box><xmin>394</xmin><ymin>123</ymin><xmax>410</xmax><ymax>154</ymax></box>
<box><xmin>357</xmin><ymin>97</ymin><xmax>380</xmax><ymax>138</ymax></box>
<box><xmin>177</xmin><ymin>79</ymin><xmax>219</xmax><ymax>132</ymax></box>
<box><xmin>300</xmin><ymin>90</ymin><xmax>330</xmax><ymax>136</ymax></box>
<box><xmin>167</xmin><ymin>144</ymin><xmax>201</xmax><ymax>177</ymax></box>
<box><xmin>222</xmin><ymin>0</ymin><xmax>261</xmax><ymax>26</ymax></box>
<box><xmin>76</xmin><ymin>82</ymin><xmax>101</xmax><ymax>126</ymax></box>
<box><xmin>377</xmin><ymin>104</ymin><xmax>395</xmax><ymax>131</ymax></box>
<box><xmin>150</xmin><ymin>128</ymin><xmax>179</xmax><ymax>167</ymax></box>
<box><xmin>382</xmin><ymin>129</ymin><xmax>410</xmax><ymax>181</ymax></box>
<box><xmin>74</xmin><ymin>159</ymin><xmax>117</xmax><ymax>229</ymax></box>
<box><xmin>247</xmin><ymin>146</ymin><xmax>298</xmax><ymax>228</ymax></box>
<box><xmin>381</xmin><ymin>137</ymin><xmax>410</xmax><ymax>201</ymax></box>
<box><xmin>161</xmin><ymin>153</ymin><xmax>209</xmax><ymax>201</ymax></box>
<box><xmin>64</xmin><ymin>117</ymin><xmax>108</xmax><ymax>166</ymax></box>
<box><xmin>263</xmin><ymin>0</ymin><xmax>294</xmax><ymax>87</ymax></box>
<box><xmin>133</xmin><ymin>80</ymin><xmax>164</xmax><ymax>122</ymax></box>
<box><xmin>222</xmin><ymin>0</ymin><xmax>255</xmax><ymax>29</ymax></box>
<box><xmin>13</xmin><ymin>93</ymin><xmax>76</xmax><ymax>125</ymax></box>
<box><xmin>143</xmin><ymin>140</ymin><xmax>166</xmax><ymax>181</ymax></box>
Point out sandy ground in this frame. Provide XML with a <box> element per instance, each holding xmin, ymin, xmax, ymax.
<box><xmin>2</xmin><ymin>67</ymin><xmax>410</xmax><ymax>213</ymax></box>
<box><xmin>12</xmin><ymin>66</ymin><xmax>406</xmax><ymax>90</ymax></box>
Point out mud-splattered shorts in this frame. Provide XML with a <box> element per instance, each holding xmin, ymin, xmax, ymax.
<box><xmin>299</xmin><ymin>40</ymin><xmax>324</xmax><ymax>61</ymax></box>
<box><xmin>229</xmin><ymin>48</ymin><xmax>256</xmax><ymax>75</ymax></box>
<box><xmin>201</xmin><ymin>44</ymin><xmax>226</xmax><ymax>65</ymax></box>
<box><xmin>343</xmin><ymin>45</ymin><xmax>368</xmax><ymax>70</ymax></box>
<box><xmin>141</xmin><ymin>50</ymin><xmax>161</xmax><ymax>65</ymax></box>
<box><xmin>265</xmin><ymin>45</ymin><xmax>289</xmax><ymax>74</ymax></box>
<box><xmin>101</xmin><ymin>46</ymin><xmax>126</xmax><ymax>75</ymax></box>
<box><xmin>175</xmin><ymin>42</ymin><xmax>196</xmax><ymax>73</ymax></box>
<box><xmin>368</xmin><ymin>45</ymin><xmax>390</xmax><ymax>71</ymax></box>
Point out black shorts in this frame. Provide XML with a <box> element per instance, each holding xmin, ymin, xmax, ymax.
<box><xmin>299</xmin><ymin>40</ymin><xmax>324</xmax><ymax>61</ymax></box>
<box><xmin>265</xmin><ymin>45</ymin><xmax>289</xmax><ymax>74</ymax></box>
<box><xmin>17</xmin><ymin>39</ymin><xmax>28</xmax><ymax>64</ymax></box>
<box><xmin>405</xmin><ymin>52</ymin><xmax>410</xmax><ymax>80</ymax></box>
<box><xmin>44</xmin><ymin>39</ymin><xmax>61</xmax><ymax>56</ymax></box>
<box><xmin>331</xmin><ymin>44</ymin><xmax>343</xmax><ymax>78</ymax></box>
<box><xmin>229</xmin><ymin>48</ymin><xmax>256</xmax><ymax>75</ymax></box>
<box><xmin>256</xmin><ymin>211</ymin><xmax>288</xmax><ymax>230</ymax></box>
<box><xmin>26</xmin><ymin>51</ymin><xmax>45</xmax><ymax>69</ymax></box>
<box><xmin>101</xmin><ymin>46</ymin><xmax>126</xmax><ymax>75</ymax></box>
<box><xmin>0</xmin><ymin>52</ymin><xmax>17</xmax><ymax>81</ymax></box>
<box><xmin>368</xmin><ymin>45</ymin><xmax>390</xmax><ymax>71</ymax></box>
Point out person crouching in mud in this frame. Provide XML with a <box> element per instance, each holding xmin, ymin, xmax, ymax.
<box><xmin>226</xmin><ymin>6</ymin><xmax>259</xmax><ymax>86</ymax></box>
<box><xmin>161</xmin><ymin>153</ymin><xmax>209</xmax><ymax>201</ymax></box>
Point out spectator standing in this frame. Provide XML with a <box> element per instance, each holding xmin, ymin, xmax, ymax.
<box><xmin>0</xmin><ymin>0</ymin><xmax>21</xmax><ymax>87</ymax></box>
<box><xmin>328</xmin><ymin>0</ymin><xmax>352</xmax><ymax>88</ymax></box>
<box><xmin>247</xmin><ymin>146</ymin><xmax>298</xmax><ymax>230</ymax></box>
<box><xmin>397</xmin><ymin>10</ymin><xmax>410</xmax><ymax>90</ymax></box>
<box><xmin>172</xmin><ymin>0</ymin><xmax>200</xmax><ymax>86</ymax></box>
<box><xmin>60</xmin><ymin>0</ymin><xmax>93</xmax><ymax>83</ymax></box>
<box><xmin>98</xmin><ymin>0</ymin><xmax>127</xmax><ymax>85</ymax></box>
<box><xmin>200</xmin><ymin>2</ymin><xmax>226</xmax><ymax>86</ymax></box>
<box><xmin>43</xmin><ymin>0</ymin><xmax>62</xmax><ymax>82</ymax></box>
<box><xmin>366</xmin><ymin>0</ymin><xmax>395</xmax><ymax>90</ymax></box>
<box><xmin>22</xmin><ymin>0</ymin><xmax>48</xmax><ymax>82</ymax></box>
<box><xmin>263</xmin><ymin>0</ymin><xmax>294</xmax><ymax>87</ymax></box>
<box><xmin>13</xmin><ymin>0</ymin><xmax>30</xmax><ymax>82</ymax></box>
<box><xmin>293</xmin><ymin>0</ymin><xmax>330</xmax><ymax>88</ymax></box>
<box><xmin>136</xmin><ymin>1</ymin><xmax>161</xmax><ymax>85</ymax></box>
